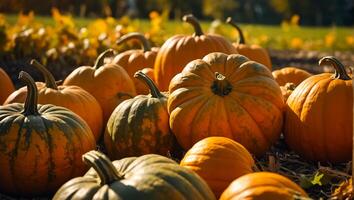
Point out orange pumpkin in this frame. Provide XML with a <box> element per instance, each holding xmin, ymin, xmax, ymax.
<box><xmin>0</xmin><ymin>68</ymin><xmax>15</xmax><ymax>104</ymax></box>
<box><xmin>112</xmin><ymin>33</ymin><xmax>159</xmax><ymax>94</ymax></box>
<box><xmin>180</xmin><ymin>137</ymin><xmax>255</xmax><ymax>198</ymax></box>
<box><xmin>168</xmin><ymin>52</ymin><xmax>284</xmax><ymax>156</ymax></box>
<box><xmin>284</xmin><ymin>56</ymin><xmax>352</xmax><ymax>162</ymax></box>
<box><xmin>0</xmin><ymin>72</ymin><xmax>96</xmax><ymax>196</ymax></box>
<box><xmin>63</xmin><ymin>49</ymin><xmax>136</xmax><ymax>124</ymax></box>
<box><xmin>219</xmin><ymin>172</ymin><xmax>308</xmax><ymax>200</ymax></box>
<box><xmin>154</xmin><ymin>14</ymin><xmax>238</xmax><ymax>91</ymax></box>
<box><xmin>4</xmin><ymin>60</ymin><xmax>103</xmax><ymax>141</ymax></box>
<box><xmin>226</xmin><ymin>17</ymin><xmax>272</xmax><ymax>70</ymax></box>
<box><xmin>280</xmin><ymin>83</ymin><xmax>296</xmax><ymax>102</ymax></box>
<box><xmin>272</xmin><ymin>67</ymin><xmax>312</xmax><ymax>86</ymax></box>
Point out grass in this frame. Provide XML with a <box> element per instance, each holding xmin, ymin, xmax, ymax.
<box><xmin>3</xmin><ymin>14</ymin><xmax>354</xmax><ymax>51</ymax></box>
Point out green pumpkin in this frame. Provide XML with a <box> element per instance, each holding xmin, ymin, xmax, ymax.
<box><xmin>0</xmin><ymin>71</ymin><xmax>96</xmax><ymax>197</ymax></box>
<box><xmin>53</xmin><ymin>150</ymin><xmax>216</xmax><ymax>200</ymax></box>
<box><xmin>104</xmin><ymin>71</ymin><xmax>173</xmax><ymax>159</ymax></box>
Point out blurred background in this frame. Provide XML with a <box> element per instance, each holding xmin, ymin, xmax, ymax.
<box><xmin>0</xmin><ymin>0</ymin><xmax>353</xmax><ymax>26</ymax></box>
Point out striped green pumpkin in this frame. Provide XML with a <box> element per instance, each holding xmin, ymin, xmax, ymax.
<box><xmin>104</xmin><ymin>71</ymin><xmax>173</xmax><ymax>159</ymax></box>
<box><xmin>53</xmin><ymin>150</ymin><xmax>216</xmax><ymax>200</ymax></box>
<box><xmin>0</xmin><ymin>71</ymin><xmax>96</xmax><ymax>197</ymax></box>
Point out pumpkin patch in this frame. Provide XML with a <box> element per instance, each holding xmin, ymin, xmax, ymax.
<box><xmin>0</xmin><ymin>8</ymin><xmax>351</xmax><ymax>199</ymax></box>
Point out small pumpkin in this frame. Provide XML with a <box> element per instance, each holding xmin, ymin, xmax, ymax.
<box><xmin>112</xmin><ymin>32</ymin><xmax>159</xmax><ymax>94</ymax></box>
<box><xmin>154</xmin><ymin>14</ymin><xmax>238</xmax><ymax>91</ymax></box>
<box><xmin>63</xmin><ymin>49</ymin><xmax>136</xmax><ymax>124</ymax></box>
<box><xmin>168</xmin><ymin>52</ymin><xmax>284</xmax><ymax>156</ymax></box>
<box><xmin>180</xmin><ymin>137</ymin><xmax>255</xmax><ymax>198</ymax></box>
<box><xmin>219</xmin><ymin>172</ymin><xmax>308</xmax><ymax>200</ymax></box>
<box><xmin>280</xmin><ymin>82</ymin><xmax>296</xmax><ymax>102</ymax></box>
<box><xmin>284</xmin><ymin>56</ymin><xmax>352</xmax><ymax>162</ymax></box>
<box><xmin>0</xmin><ymin>68</ymin><xmax>15</xmax><ymax>104</ymax></box>
<box><xmin>226</xmin><ymin>17</ymin><xmax>272</xmax><ymax>70</ymax></box>
<box><xmin>0</xmin><ymin>71</ymin><xmax>96</xmax><ymax>196</ymax></box>
<box><xmin>104</xmin><ymin>71</ymin><xmax>173</xmax><ymax>159</ymax></box>
<box><xmin>4</xmin><ymin>60</ymin><xmax>103</xmax><ymax>141</ymax></box>
<box><xmin>272</xmin><ymin>67</ymin><xmax>312</xmax><ymax>86</ymax></box>
<box><xmin>53</xmin><ymin>150</ymin><xmax>216</xmax><ymax>200</ymax></box>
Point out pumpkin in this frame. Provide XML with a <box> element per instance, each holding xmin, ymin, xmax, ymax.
<box><xmin>104</xmin><ymin>71</ymin><xmax>173</xmax><ymax>159</ymax></box>
<box><xmin>0</xmin><ymin>68</ymin><xmax>15</xmax><ymax>104</ymax></box>
<box><xmin>180</xmin><ymin>137</ymin><xmax>255</xmax><ymax>198</ymax></box>
<box><xmin>154</xmin><ymin>14</ymin><xmax>238</xmax><ymax>91</ymax></box>
<box><xmin>4</xmin><ymin>60</ymin><xmax>103</xmax><ymax>141</ymax></box>
<box><xmin>284</xmin><ymin>56</ymin><xmax>352</xmax><ymax>162</ymax></box>
<box><xmin>63</xmin><ymin>49</ymin><xmax>136</xmax><ymax>124</ymax></box>
<box><xmin>53</xmin><ymin>150</ymin><xmax>216</xmax><ymax>200</ymax></box>
<box><xmin>0</xmin><ymin>71</ymin><xmax>96</xmax><ymax>196</ymax></box>
<box><xmin>280</xmin><ymin>82</ymin><xmax>296</xmax><ymax>102</ymax></box>
<box><xmin>112</xmin><ymin>32</ymin><xmax>159</xmax><ymax>94</ymax></box>
<box><xmin>272</xmin><ymin>67</ymin><xmax>312</xmax><ymax>86</ymax></box>
<box><xmin>219</xmin><ymin>172</ymin><xmax>308</xmax><ymax>200</ymax></box>
<box><xmin>168</xmin><ymin>52</ymin><xmax>284</xmax><ymax>156</ymax></box>
<box><xmin>226</xmin><ymin>17</ymin><xmax>272</xmax><ymax>70</ymax></box>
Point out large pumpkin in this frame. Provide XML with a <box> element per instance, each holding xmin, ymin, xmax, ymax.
<box><xmin>63</xmin><ymin>49</ymin><xmax>136</xmax><ymax>124</ymax></box>
<box><xmin>0</xmin><ymin>72</ymin><xmax>96</xmax><ymax>196</ymax></box>
<box><xmin>284</xmin><ymin>56</ymin><xmax>352</xmax><ymax>162</ymax></box>
<box><xmin>219</xmin><ymin>172</ymin><xmax>308</xmax><ymax>200</ymax></box>
<box><xmin>112</xmin><ymin>32</ymin><xmax>159</xmax><ymax>94</ymax></box>
<box><xmin>104</xmin><ymin>71</ymin><xmax>173</xmax><ymax>159</ymax></box>
<box><xmin>53</xmin><ymin>150</ymin><xmax>216</xmax><ymax>200</ymax></box>
<box><xmin>226</xmin><ymin>17</ymin><xmax>272</xmax><ymax>70</ymax></box>
<box><xmin>180</xmin><ymin>137</ymin><xmax>255</xmax><ymax>198</ymax></box>
<box><xmin>168</xmin><ymin>52</ymin><xmax>284</xmax><ymax>156</ymax></box>
<box><xmin>4</xmin><ymin>60</ymin><xmax>103</xmax><ymax>141</ymax></box>
<box><xmin>154</xmin><ymin>14</ymin><xmax>238</xmax><ymax>91</ymax></box>
<box><xmin>0</xmin><ymin>68</ymin><xmax>15</xmax><ymax>104</ymax></box>
<box><xmin>272</xmin><ymin>67</ymin><xmax>312</xmax><ymax>86</ymax></box>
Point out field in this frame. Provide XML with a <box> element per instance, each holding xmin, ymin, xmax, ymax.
<box><xmin>0</xmin><ymin>12</ymin><xmax>353</xmax><ymax>200</ymax></box>
<box><xmin>4</xmin><ymin>14</ymin><xmax>354</xmax><ymax>51</ymax></box>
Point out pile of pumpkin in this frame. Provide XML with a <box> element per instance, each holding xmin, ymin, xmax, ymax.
<box><xmin>0</xmin><ymin>14</ymin><xmax>352</xmax><ymax>199</ymax></box>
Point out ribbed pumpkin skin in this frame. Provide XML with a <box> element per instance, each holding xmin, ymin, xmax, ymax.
<box><xmin>104</xmin><ymin>72</ymin><xmax>173</xmax><ymax>159</ymax></box>
<box><xmin>180</xmin><ymin>137</ymin><xmax>254</xmax><ymax>198</ymax></box>
<box><xmin>0</xmin><ymin>68</ymin><xmax>15</xmax><ymax>104</ymax></box>
<box><xmin>53</xmin><ymin>151</ymin><xmax>216</xmax><ymax>200</ymax></box>
<box><xmin>0</xmin><ymin>104</ymin><xmax>96</xmax><ymax>196</ymax></box>
<box><xmin>63</xmin><ymin>56</ymin><xmax>136</xmax><ymax>124</ymax></box>
<box><xmin>272</xmin><ymin>67</ymin><xmax>312</xmax><ymax>86</ymax></box>
<box><xmin>235</xmin><ymin>44</ymin><xmax>272</xmax><ymax>70</ymax></box>
<box><xmin>219</xmin><ymin>172</ymin><xmax>308</xmax><ymax>200</ymax></box>
<box><xmin>168</xmin><ymin>52</ymin><xmax>284</xmax><ymax>156</ymax></box>
<box><xmin>284</xmin><ymin>74</ymin><xmax>352</xmax><ymax>162</ymax></box>
<box><xmin>112</xmin><ymin>48</ymin><xmax>159</xmax><ymax>94</ymax></box>
<box><xmin>4</xmin><ymin>83</ymin><xmax>103</xmax><ymax>141</ymax></box>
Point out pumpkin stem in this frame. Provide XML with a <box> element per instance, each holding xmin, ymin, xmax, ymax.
<box><xmin>134</xmin><ymin>71</ymin><xmax>164</xmax><ymax>98</ymax></box>
<box><xmin>30</xmin><ymin>59</ymin><xmax>58</xmax><ymax>90</ymax></box>
<box><xmin>319</xmin><ymin>56</ymin><xmax>351</xmax><ymax>80</ymax></box>
<box><xmin>82</xmin><ymin>150</ymin><xmax>122</xmax><ymax>185</ymax></box>
<box><xmin>211</xmin><ymin>72</ymin><xmax>233</xmax><ymax>96</ymax></box>
<box><xmin>94</xmin><ymin>49</ymin><xmax>115</xmax><ymax>69</ymax></box>
<box><xmin>117</xmin><ymin>32</ymin><xmax>151</xmax><ymax>52</ymax></box>
<box><xmin>183</xmin><ymin>14</ymin><xmax>204</xmax><ymax>36</ymax></box>
<box><xmin>19</xmin><ymin>71</ymin><xmax>39</xmax><ymax>116</ymax></box>
<box><xmin>226</xmin><ymin>17</ymin><xmax>245</xmax><ymax>44</ymax></box>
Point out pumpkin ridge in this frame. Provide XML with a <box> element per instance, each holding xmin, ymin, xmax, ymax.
<box><xmin>188</xmin><ymin>96</ymin><xmax>214</xmax><ymax>146</ymax></box>
<box><xmin>227</xmin><ymin>93</ymin><xmax>269</xmax><ymax>147</ymax></box>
